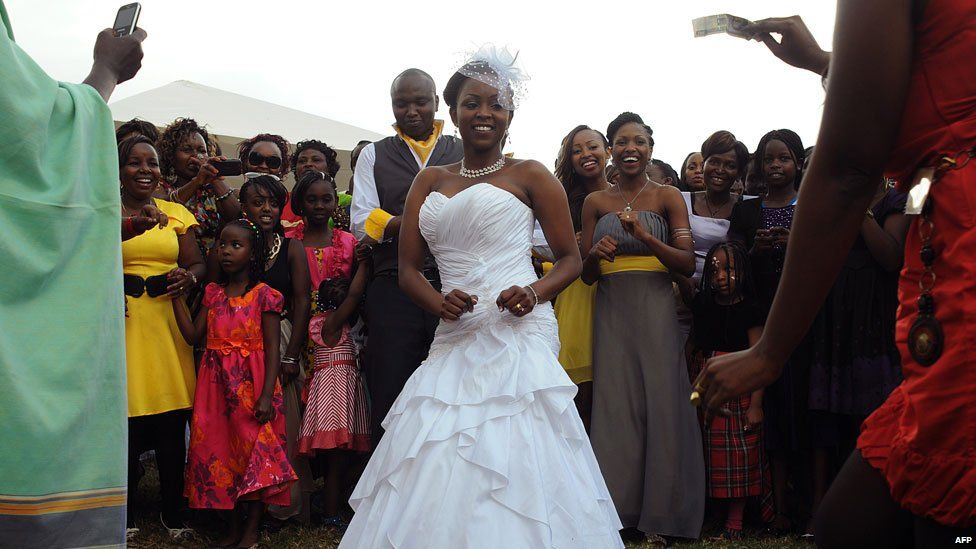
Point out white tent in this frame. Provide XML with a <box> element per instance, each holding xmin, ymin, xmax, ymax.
<box><xmin>109</xmin><ymin>80</ymin><xmax>385</xmax><ymax>189</ymax></box>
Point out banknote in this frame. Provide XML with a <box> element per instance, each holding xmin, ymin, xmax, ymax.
<box><xmin>692</xmin><ymin>14</ymin><xmax>753</xmax><ymax>39</ymax></box>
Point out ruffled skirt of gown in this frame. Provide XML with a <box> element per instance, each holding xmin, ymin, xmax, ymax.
<box><xmin>339</xmin><ymin>303</ymin><xmax>624</xmax><ymax>548</ymax></box>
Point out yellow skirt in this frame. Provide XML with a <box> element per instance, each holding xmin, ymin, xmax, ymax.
<box><xmin>554</xmin><ymin>278</ymin><xmax>597</xmax><ymax>384</ymax></box>
<box><xmin>125</xmin><ymin>291</ymin><xmax>196</xmax><ymax>417</ymax></box>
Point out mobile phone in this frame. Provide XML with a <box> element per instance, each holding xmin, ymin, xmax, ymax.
<box><xmin>211</xmin><ymin>159</ymin><xmax>243</xmax><ymax>177</ymax></box>
<box><xmin>113</xmin><ymin>3</ymin><xmax>141</xmax><ymax>37</ymax></box>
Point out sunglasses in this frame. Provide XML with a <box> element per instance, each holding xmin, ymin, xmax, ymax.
<box><xmin>244</xmin><ymin>171</ymin><xmax>282</xmax><ymax>181</ymax></box>
<box><xmin>247</xmin><ymin>151</ymin><xmax>282</xmax><ymax>171</ymax></box>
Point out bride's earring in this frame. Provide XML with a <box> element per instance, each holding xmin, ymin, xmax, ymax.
<box><xmin>453</xmin><ymin>126</ymin><xmax>458</xmax><ymax>138</ymax></box>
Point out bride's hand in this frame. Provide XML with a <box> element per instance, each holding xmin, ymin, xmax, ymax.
<box><xmin>496</xmin><ymin>286</ymin><xmax>534</xmax><ymax>317</ymax></box>
<box><xmin>440</xmin><ymin>289</ymin><xmax>478</xmax><ymax>321</ymax></box>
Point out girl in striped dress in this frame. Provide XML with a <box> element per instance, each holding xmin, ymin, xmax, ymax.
<box><xmin>289</xmin><ymin>170</ymin><xmax>370</xmax><ymax>527</ymax></box>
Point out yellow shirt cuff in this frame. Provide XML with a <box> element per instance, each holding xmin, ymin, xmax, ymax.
<box><xmin>365</xmin><ymin>208</ymin><xmax>394</xmax><ymax>241</ymax></box>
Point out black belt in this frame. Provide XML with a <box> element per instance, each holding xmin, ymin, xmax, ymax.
<box><xmin>124</xmin><ymin>273</ymin><xmax>170</xmax><ymax>298</ymax></box>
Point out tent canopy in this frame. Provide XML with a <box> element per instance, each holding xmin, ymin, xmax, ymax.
<box><xmin>110</xmin><ymin>80</ymin><xmax>386</xmax><ymax>189</ymax></box>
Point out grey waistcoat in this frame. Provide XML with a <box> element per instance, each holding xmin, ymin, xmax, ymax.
<box><xmin>371</xmin><ymin>133</ymin><xmax>464</xmax><ymax>277</ymax></box>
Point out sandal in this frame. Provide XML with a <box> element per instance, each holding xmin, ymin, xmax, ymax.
<box><xmin>645</xmin><ymin>533</ymin><xmax>668</xmax><ymax>546</ymax></box>
<box><xmin>160</xmin><ymin>513</ymin><xmax>195</xmax><ymax>540</ymax></box>
<box><xmin>320</xmin><ymin>514</ymin><xmax>349</xmax><ymax>531</ymax></box>
<box><xmin>708</xmin><ymin>529</ymin><xmax>742</xmax><ymax>542</ymax></box>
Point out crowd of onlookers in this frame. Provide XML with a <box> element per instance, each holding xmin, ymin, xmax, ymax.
<box><xmin>116</xmin><ymin>80</ymin><xmax>905</xmax><ymax>545</ymax></box>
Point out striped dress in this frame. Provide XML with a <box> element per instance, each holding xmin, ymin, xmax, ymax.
<box><xmin>298</xmin><ymin>317</ymin><xmax>370</xmax><ymax>453</ymax></box>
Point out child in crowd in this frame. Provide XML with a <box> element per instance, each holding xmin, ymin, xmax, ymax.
<box><xmin>288</xmin><ymin>169</ymin><xmax>370</xmax><ymax>527</ymax></box>
<box><xmin>173</xmin><ymin>219</ymin><xmax>296</xmax><ymax>548</ymax></box>
<box><xmin>690</xmin><ymin>242</ymin><xmax>773</xmax><ymax>540</ymax></box>
<box><xmin>300</xmin><ymin>277</ymin><xmax>370</xmax><ymax>527</ymax></box>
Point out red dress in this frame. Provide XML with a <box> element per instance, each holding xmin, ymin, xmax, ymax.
<box><xmin>184</xmin><ymin>283</ymin><xmax>297</xmax><ymax>509</ymax></box>
<box><xmin>857</xmin><ymin>0</ymin><xmax>976</xmax><ymax>526</ymax></box>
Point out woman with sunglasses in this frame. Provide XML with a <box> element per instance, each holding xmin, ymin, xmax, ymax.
<box><xmin>156</xmin><ymin>117</ymin><xmax>240</xmax><ymax>254</ymax></box>
<box><xmin>239</xmin><ymin>133</ymin><xmax>305</xmax><ymax>232</ymax></box>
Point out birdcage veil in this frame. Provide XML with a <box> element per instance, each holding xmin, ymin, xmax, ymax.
<box><xmin>456</xmin><ymin>44</ymin><xmax>529</xmax><ymax>110</ymax></box>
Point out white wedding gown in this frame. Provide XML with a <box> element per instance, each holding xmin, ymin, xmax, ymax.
<box><xmin>340</xmin><ymin>183</ymin><xmax>624</xmax><ymax>548</ymax></box>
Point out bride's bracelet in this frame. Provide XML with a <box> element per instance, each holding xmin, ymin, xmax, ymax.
<box><xmin>526</xmin><ymin>284</ymin><xmax>540</xmax><ymax>306</ymax></box>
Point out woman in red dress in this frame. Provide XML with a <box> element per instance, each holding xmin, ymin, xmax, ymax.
<box><xmin>694</xmin><ymin>4</ymin><xmax>976</xmax><ymax>546</ymax></box>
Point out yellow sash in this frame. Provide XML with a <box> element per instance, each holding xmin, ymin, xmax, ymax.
<box><xmin>600</xmin><ymin>255</ymin><xmax>668</xmax><ymax>275</ymax></box>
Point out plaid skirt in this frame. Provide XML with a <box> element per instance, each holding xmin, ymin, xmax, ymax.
<box><xmin>692</xmin><ymin>351</ymin><xmax>775</xmax><ymax>520</ymax></box>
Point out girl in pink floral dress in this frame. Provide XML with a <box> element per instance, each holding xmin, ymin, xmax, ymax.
<box><xmin>173</xmin><ymin>219</ymin><xmax>296</xmax><ymax>548</ymax></box>
<box><xmin>287</xmin><ymin>170</ymin><xmax>369</xmax><ymax>526</ymax></box>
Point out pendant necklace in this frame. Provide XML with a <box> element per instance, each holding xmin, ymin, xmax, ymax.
<box><xmin>617</xmin><ymin>176</ymin><xmax>650</xmax><ymax>212</ymax></box>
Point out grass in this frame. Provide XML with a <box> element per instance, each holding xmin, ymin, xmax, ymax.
<box><xmin>128</xmin><ymin>462</ymin><xmax>811</xmax><ymax>548</ymax></box>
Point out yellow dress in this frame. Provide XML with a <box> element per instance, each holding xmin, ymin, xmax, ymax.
<box><xmin>553</xmin><ymin>272</ymin><xmax>597</xmax><ymax>385</ymax></box>
<box><xmin>123</xmin><ymin>199</ymin><xmax>198</xmax><ymax>417</ymax></box>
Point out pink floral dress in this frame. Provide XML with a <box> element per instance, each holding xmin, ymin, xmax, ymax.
<box><xmin>184</xmin><ymin>283</ymin><xmax>297</xmax><ymax>509</ymax></box>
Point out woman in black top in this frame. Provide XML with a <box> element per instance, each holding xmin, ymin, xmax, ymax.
<box><xmin>238</xmin><ymin>173</ymin><xmax>313</xmax><ymax>522</ymax></box>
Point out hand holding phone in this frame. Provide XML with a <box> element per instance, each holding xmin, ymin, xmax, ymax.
<box><xmin>211</xmin><ymin>159</ymin><xmax>243</xmax><ymax>177</ymax></box>
<box><xmin>113</xmin><ymin>3</ymin><xmax>141</xmax><ymax>37</ymax></box>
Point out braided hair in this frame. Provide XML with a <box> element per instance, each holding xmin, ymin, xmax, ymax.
<box><xmin>698</xmin><ymin>241</ymin><xmax>754</xmax><ymax>302</ymax></box>
<box><xmin>291</xmin><ymin>140</ymin><xmax>341</xmax><ymax>179</ymax></box>
<box><xmin>217</xmin><ymin>218</ymin><xmax>268</xmax><ymax>292</ymax></box>
<box><xmin>291</xmin><ymin>170</ymin><xmax>338</xmax><ymax>217</ymax></box>
<box><xmin>240</xmin><ymin>174</ymin><xmax>289</xmax><ymax>235</ymax></box>
<box><xmin>317</xmin><ymin>277</ymin><xmax>351</xmax><ymax>312</ymax></box>
<box><xmin>156</xmin><ymin>118</ymin><xmax>212</xmax><ymax>179</ymax></box>
<box><xmin>554</xmin><ymin>125</ymin><xmax>609</xmax><ymax>231</ymax></box>
<box><xmin>238</xmin><ymin>133</ymin><xmax>292</xmax><ymax>176</ymax></box>
<box><xmin>751</xmin><ymin>129</ymin><xmax>805</xmax><ymax>190</ymax></box>
<box><xmin>606</xmin><ymin>112</ymin><xmax>654</xmax><ymax>146</ymax></box>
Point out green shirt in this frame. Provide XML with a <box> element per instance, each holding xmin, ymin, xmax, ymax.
<box><xmin>0</xmin><ymin>3</ymin><xmax>126</xmax><ymax>546</ymax></box>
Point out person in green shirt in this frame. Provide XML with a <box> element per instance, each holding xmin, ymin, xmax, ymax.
<box><xmin>0</xmin><ymin>5</ymin><xmax>146</xmax><ymax>547</ymax></box>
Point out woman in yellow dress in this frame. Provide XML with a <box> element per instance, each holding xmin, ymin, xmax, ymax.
<box><xmin>552</xmin><ymin>125</ymin><xmax>611</xmax><ymax>430</ymax></box>
<box><xmin>119</xmin><ymin>136</ymin><xmax>206</xmax><ymax>539</ymax></box>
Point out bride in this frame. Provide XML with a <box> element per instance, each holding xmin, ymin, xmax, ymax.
<box><xmin>339</xmin><ymin>47</ymin><xmax>624</xmax><ymax>548</ymax></box>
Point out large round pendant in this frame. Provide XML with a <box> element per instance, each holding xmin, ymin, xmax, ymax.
<box><xmin>908</xmin><ymin>315</ymin><xmax>944</xmax><ymax>367</ymax></box>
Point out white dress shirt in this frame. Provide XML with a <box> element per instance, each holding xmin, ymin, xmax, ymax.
<box><xmin>351</xmin><ymin>136</ymin><xmax>433</xmax><ymax>241</ymax></box>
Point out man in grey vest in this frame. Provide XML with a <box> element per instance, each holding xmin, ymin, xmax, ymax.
<box><xmin>351</xmin><ymin>68</ymin><xmax>464</xmax><ymax>443</ymax></box>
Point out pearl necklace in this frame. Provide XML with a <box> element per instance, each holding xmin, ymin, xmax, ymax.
<box><xmin>459</xmin><ymin>157</ymin><xmax>506</xmax><ymax>179</ymax></box>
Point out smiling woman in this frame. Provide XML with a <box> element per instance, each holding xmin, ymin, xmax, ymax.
<box><xmin>340</xmin><ymin>47</ymin><xmax>624</xmax><ymax>548</ymax></box>
<box><xmin>118</xmin><ymin>136</ymin><xmax>205</xmax><ymax>537</ymax></box>
<box><xmin>551</xmin><ymin>124</ymin><xmax>611</xmax><ymax>428</ymax></box>
<box><xmin>579</xmin><ymin>111</ymin><xmax>704</xmax><ymax>542</ymax></box>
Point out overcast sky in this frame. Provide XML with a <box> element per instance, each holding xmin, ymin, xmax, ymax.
<box><xmin>7</xmin><ymin>0</ymin><xmax>836</xmax><ymax>169</ymax></box>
